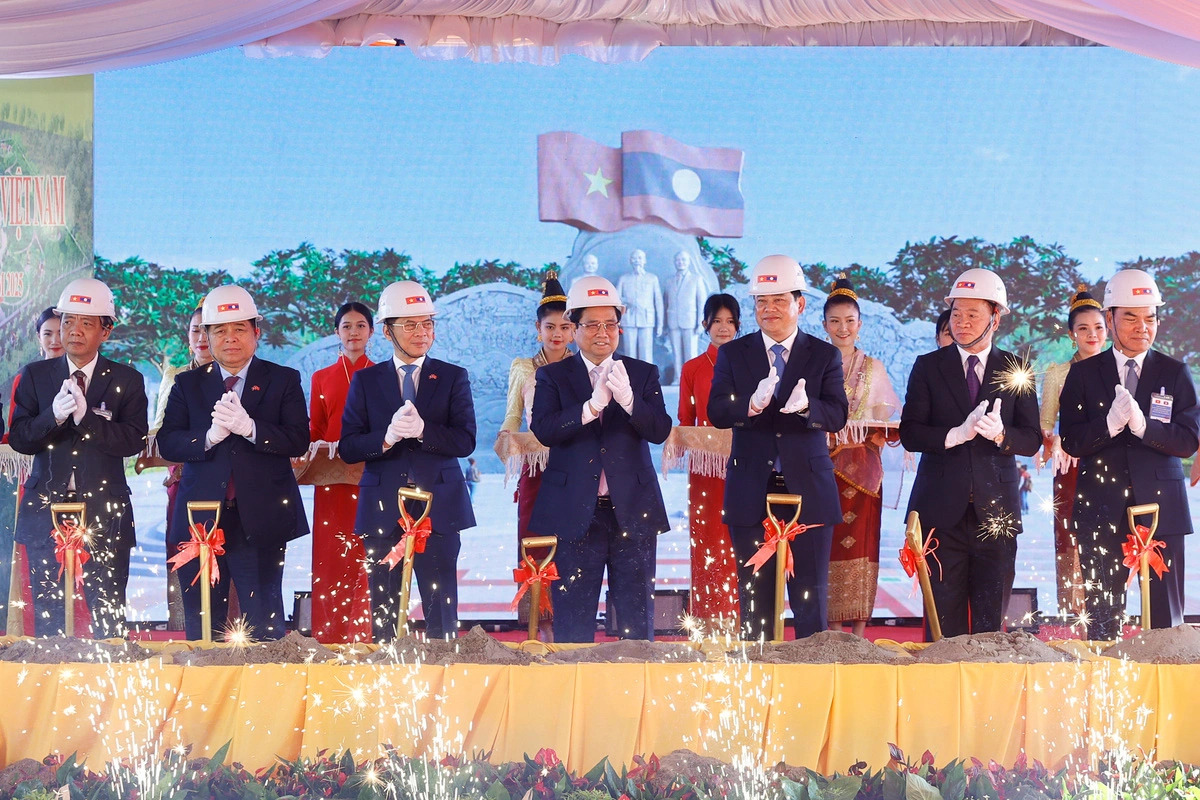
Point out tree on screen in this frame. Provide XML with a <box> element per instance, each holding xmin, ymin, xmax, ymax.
<box><xmin>697</xmin><ymin>238</ymin><xmax>748</xmax><ymax>289</ymax></box>
<box><xmin>883</xmin><ymin>235</ymin><xmax>1088</xmax><ymax>358</ymax></box>
<box><xmin>1117</xmin><ymin>252</ymin><xmax>1200</xmax><ymax>365</ymax></box>
<box><xmin>436</xmin><ymin>259</ymin><xmax>544</xmax><ymax>295</ymax></box>
<box><xmin>93</xmin><ymin>255</ymin><xmax>231</xmax><ymax>373</ymax></box>
<box><xmin>805</xmin><ymin>262</ymin><xmax>891</xmax><ymax>299</ymax></box>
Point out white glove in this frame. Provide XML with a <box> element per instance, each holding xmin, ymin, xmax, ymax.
<box><xmin>974</xmin><ymin>398</ymin><xmax>1005</xmax><ymax>443</ymax></box>
<box><xmin>1107</xmin><ymin>385</ymin><xmax>1132</xmax><ymax>436</ymax></box>
<box><xmin>780</xmin><ymin>378</ymin><xmax>809</xmax><ymax>414</ymax></box>
<box><xmin>214</xmin><ymin>397</ymin><xmax>253</xmax><ymax>438</ymax></box>
<box><xmin>606</xmin><ymin>361</ymin><xmax>634</xmax><ymax>413</ymax></box>
<box><xmin>946</xmin><ymin>400</ymin><xmax>989</xmax><ymax>448</ymax></box>
<box><xmin>750</xmin><ymin>366</ymin><xmax>780</xmax><ymax>412</ymax></box>
<box><xmin>396</xmin><ymin>400</ymin><xmax>425</xmax><ymax>440</ymax></box>
<box><xmin>384</xmin><ymin>419</ymin><xmax>405</xmax><ymax>447</ymax></box>
<box><xmin>206</xmin><ymin>421</ymin><xmax>231</xmax><ymax>446</ymax></box>
<box><xmin>52</xmin><ymin>381</ymin><xmax>78</xmax><ymax>423</ymax></box>
<box><xmin>68</xmin><ymin>379</ymin><xmax>87</xmax><ymax>425</ymax></box>
<box><xmin>588</xmin><ymin>367</ymin><xmax>613</xmax><ymax>415</ymax></box>
<box><xmin>1126</xmin><ymin>388</ymin><xmax>1147</xmax><ymax>436</ymax></box>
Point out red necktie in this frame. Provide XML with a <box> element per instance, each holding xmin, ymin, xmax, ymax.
<box><xmin>73</xmin><ymin>370</ymin><xmax>86</xmax><ymax>397</ymax></box>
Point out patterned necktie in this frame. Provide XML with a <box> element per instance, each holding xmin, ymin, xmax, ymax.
<box><xmin>1125</xmin><ymin>358</ymin><xmax>1139</xmax><ymax>396</ymax></box>
<box><xmin>589</xmin><ymin>367</ymin><xmax>609</xmax><ymax>495</ymax></box>
<box><xmin>770</xmin><ymin>344</ymin><xmax>786</xmax><ymax>397</ymax></box>
<box><xmin>399</xmin><ymin>364</ymin><xmax>417</xmax><ymax>404</ymax></box>
<box><xmin>223</xmin><ymin>375</ymin><xmax>239</xmax><ymax>500</ymax></box>
<box><xmin>966</xmin><ymin>355</ymin><xmax>981</xmax><ymax>405</ymax></box>
<box><xmin>73</xmin><ymin>370</ymin><xmax>86</xmax><ymax>397</ymax></box>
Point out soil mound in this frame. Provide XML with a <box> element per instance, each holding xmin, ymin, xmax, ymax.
<box><xmin>917</xmin><ymin>631</ymin><xmax>1074</xmax><ymax>663</ymax></box>
<box><xmin>738</xmin><ymin>630</ymin><xmax>915</xmax><ymax>664</ymax></box>
<box><xmin>544</xmin><ymin>639</ymin><xmax>704</xmax><ymax>664</ymax></box>
<box><xmin>0</xmin><ymin>636</ymin><xmax>152</xmax><ymax>663</ymax></box>
<box><xmin>172</xmin><ymin>631</ymin><xmax>339</xmax><ymax>666</ymax></box>
<box><xmin>1101</xmin><ymin>624</ymin><xmax>1200</xmax><ymax>664</ymax></box>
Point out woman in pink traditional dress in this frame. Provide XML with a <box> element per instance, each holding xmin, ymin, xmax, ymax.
<box><xmin>498</xmin><ymin>272</ymin><xmax>574</xmax><ymax>640</ymax></box>
<box><xmin>677</xmin><ymin>293</ymin><xmax>741</xmax><ymax>627</ymax></box>
<box><xmin>1038</xmin><ymin>287</ymin><xmax>1106</xmax><ymax>619</ymax></box>
<box><xmin>308</xmin><ymin>302</ymin><xmax>375</xmax><ymax>642</ymax></box>
<box><xmin>823</xmin><ymin>276</ymin><xmax>901</xmax><ymax>636</ymax></box>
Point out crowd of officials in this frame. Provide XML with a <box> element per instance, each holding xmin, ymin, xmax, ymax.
<box><xmin>1</xmin><ymin>258</ymin><xmax>1194</xmax><ymax>643</ymax></box>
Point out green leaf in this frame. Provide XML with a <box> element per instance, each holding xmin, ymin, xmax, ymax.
<box><xmin>483</xmin><ymin>780</ymin><xmax>511</xmax><ymax>800</ymax></box>
<box><xmin>940</xmin><ymin>761</ymin><xmax>967</xmax><ymax>800</ymax></box>
<box><xmin>55</xmin><ymin>752</ymin><xmax>79</xmax><ymax>785</ymax></box>
<box><xmin>583</xmin><ymin>757</ymin><xmax>610</xmax><ymax>786</ymax></box>
<box><xmin>779</xmin><ymin>776</ymin><xmax>809</xmax><ymax>800</ymax></box>
<box><xmin>904</xmin><ymin>772</ymin><xmax>941</xmax><ymax>800</ymax></box>
<box><xmin>881</xmin><ymin>770</ymin><xmax>907</xmax><ymax>800</ymax></box>
<box><xmin>825</xmin><ymin>774</ymin><xmax>862</xmax><ymax>800</ymax></box>
<box><xmin>207</xmin><ymin>741</ymin><xmax>233</xmax><ymax>774</ymax></box>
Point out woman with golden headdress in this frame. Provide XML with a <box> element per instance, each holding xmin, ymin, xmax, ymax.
<box><xmin>1038</xmin><ymin>286</ymin><xmax>1107</xmax><ymax>619</ymax></box>
<box><xmin>822</xmin><ymin>276</ymin><xmax>901</xmax><ymax>636</ymax></box>
<box><xmin>498</xmin><ymin>271</ymin><xmax>574</xmax><ymax>640</ymax></box>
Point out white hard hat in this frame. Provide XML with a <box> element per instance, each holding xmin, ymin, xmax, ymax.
<box><xmin>377</xmin><ymin>280</ymin><xmax>437</xmax><ymax>320</ymax></box>
<box><xmin>201</xmin><ymin>285</ymin><xmax>262</xmax><ymax>325</ymax></box>
<box><xmin>565</xmin><ymin>275</ymin><xmax>625</xmax><ymax>314</ymax></box>
<box><xmin>749</xmin><ymin>255</ymin><xmax>808</xmax><ymax>295</ymax></box>
<box><xmin>1103</xmin><ymin>269</ymin><xmax>1164</xmax><ymax>309</ymax></box>
<box><xmin>944</xmin><ymin>268</ymin><xmax>1009</xmax><ymax>315</ymax></box>
<box><xmin>55</xmin><ymin>277</ymin><xmax>117</xmax><ymax>319</ymax></box>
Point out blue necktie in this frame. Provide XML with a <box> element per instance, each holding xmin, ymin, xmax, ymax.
<box><xmin>770</xmin><ymin>343</ymin><xmax>786</xmax><ymax>397</ymax></box>
<box><xmin>399</xmin><ymin>364</ymin><xmax>417</xmax><ymax>404</ymax></box>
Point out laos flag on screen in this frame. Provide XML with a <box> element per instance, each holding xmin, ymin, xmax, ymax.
<box><xmin>620</xmin><ymin>130</ymin><xmax>744</xmax><ymax>237</ymax></box>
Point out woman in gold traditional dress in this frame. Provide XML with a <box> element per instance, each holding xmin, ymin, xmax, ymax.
<box><xmin>823</xmin><ymin>276</ymin><xmax>901</xmax><ymax>636</ymax></box>
<box><xmin>497</xmin><ymin>272</ymin><xmax>574</xmax><ymax>640</ymax></box>
<box><xmin>1038</xmin><ymin>286</ymin><xmax>1107</xmax><ymax>618</ymax></box>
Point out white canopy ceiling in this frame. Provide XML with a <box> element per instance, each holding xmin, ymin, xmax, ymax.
<box><xmin>1</xmin><ymin>0</ymin><xmax>1199</xmax><ymax>76</ymax></box>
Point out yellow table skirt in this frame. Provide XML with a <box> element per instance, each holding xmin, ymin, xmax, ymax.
<box><xmin>0</xmin><ymin>659</ymin><xmax>1196</xmax><ymax>772</ymax></box>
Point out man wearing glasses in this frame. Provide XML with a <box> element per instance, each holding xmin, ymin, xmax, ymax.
<box><xmin>529</xmin><ymin>275</ymin><xmax>672</xmax><ymax>642</ymax></box>
<box><xmin>340</xmin><ymin>280</ymin><xmax>476</xmax><ymax>641</ymax></box>
<box><xmin>709</xmin><ymin>256</ymin><xmax>848</xmax><ymax>641</ymax></box>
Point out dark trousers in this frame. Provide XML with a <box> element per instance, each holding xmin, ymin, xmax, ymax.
<box><xmin>26</xmin><ymin>529</ymin><xmax>130</xmax><ymax>639</ymax></box>
<box><xmin>925</xmin><ymin>503</ymin><xmax>1017</xmax><ymax>639</ymax></box>
<box><xmin>1079</xmin><ymin>523</ymin><xmax>1186</xmax><ymax>641</ymax></box>
<box><xmin>552</xmin><ymin>499</ymin><xmax>655</xmax><ymax>643</ymax></box>
<box><xmin>176</xmin><ymin>505</ymin><xmax>287</xmax><ymax>641</ymax></box>
<box><xmin>364</xmin><ymin>525</ymin><xmax>461</xmax><ymax>642</ymax></box>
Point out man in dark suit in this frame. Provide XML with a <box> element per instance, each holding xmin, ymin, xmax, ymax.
<box><xmin>708</xmin><ymin>255</ymin><xmax>848</xmax><ymax>640</ymax></box>
<box><xmin>901</xmin><ymin>268</ymin><xmax>1042</xmax><ymax>638</ymax></box>
<box><xmin>9</xmin><ymin>278</ymin><xmax>148</xmax><ymax>637</ymax></box>
<box><xmin>340</xmin><ymin>280</ymin><xmax>476</xmax><ymax>642</ymax></box>
<box><xmin>529</xmin><ymin>275</ymin><xmax>671</xmax><ymax>642</ymax></box>
<box><xmin>1060</xmin><ymin>269</ymin><xmax>1198</xmax><ymax>640</ymax></box>
<box><xmin>158</xmin><ymin>285</ymin><xmax>310</xmax><ymax>640</ymax></box>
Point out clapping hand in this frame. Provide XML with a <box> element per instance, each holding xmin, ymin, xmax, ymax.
<box><xmin>780</xmin><ymin>378</ymin><xmax>809</xmax><ymax>414</ymax></box>
<box><xmin>213</xmin><ymin>391</ymin><xmax>253</xmax><ymax>438</ymax></box>
<box><xmin>606</xmin><ymin>360</ymin><xmax>634</xmax><ymax>412</ymax></box>
<box><xmin>974</xmin><ymin>398</ymin><xmax>1004</xmax><ymax>443</ymax></box>
<box><xmin>52</xmin><ymin>380</ymin><xmax>78</xmax><ymax>424</ymax></box>
<box><xmin>750</xmin><ymin>366</ymin><xmax>779</xmax><ymax>412</ymax></box>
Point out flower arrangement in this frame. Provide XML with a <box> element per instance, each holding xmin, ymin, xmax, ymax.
<box><xmin>0</xmin><ymin>743</ymin><xmax>1194</xmax><ymax>800</ymax></box>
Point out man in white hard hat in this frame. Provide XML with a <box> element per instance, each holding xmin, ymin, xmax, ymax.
<box><xmin>1060</xmin><ymin>269</ymin><xmax>1198</xmax><ymax>639</ymax></box>
<box><xmin>159</xmin><ymin>285</ymin><xmax>310</xmax><ymax>640</ymax></box>
<box><xmin>340</xmin><ymin>280</ymin><xmax>476</xmax><ymax>641</ymax></box>
<box><xmin>709</xmin><ymin>255</ymin><xmax>848</xmax><ymax>640</ymax></box>
<box><xmin>9</xmin><ymin>277</ymin><xmax>148</xmax><ymax>637</ymax></box>
<box><xmin>529</xmin><ymin>275</ymin><xmax>671</xmax><ymax>642</ymax></box>
<box><xmin>900</xmin><ymin>268</ymin><xmax>1041</xmax><ymax>638</ymax></box>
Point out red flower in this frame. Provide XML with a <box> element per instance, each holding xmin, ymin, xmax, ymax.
<box><xmin>534</xmin><ymin>748</ymin><xmax>560</xmax><ymax>768</ymax></box>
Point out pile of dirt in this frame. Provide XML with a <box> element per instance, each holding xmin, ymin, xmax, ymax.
<box><xmin>0</xmin><ymin>759</ymin><xmax>54</xmax><ymax>792</ymax></box>
<box><xmin>0</xmin><ymin>636</ymin><xmax>153</xmax><ymax>663</ymax></box>
<box><xmin>172</xmin><ymin>631</ymin><xmax>340</xmax><ymax>666</ymax></box>
<box><xmin>544</xmin><ymin>639</ymin><xmax>704</xmax><ymax>664</ymax></box>
<box><xmin>362</xmin><ymin>626</ymin><xmax>537</xmax><ymax>666</ymax></box>
<box><xmin>917</xmin><ymin>631</ymin><xmax>1074</xmax><ymax>663</ymax></box>
<box><xmin>737</xmin><ymin>630</ymin><xmax>915</xmax><ymax>664</ymax></box>
<box><xmin>1100</xmin><ymin>624</ymin><xmax>1200</xmax><ymax>664</ymax></box>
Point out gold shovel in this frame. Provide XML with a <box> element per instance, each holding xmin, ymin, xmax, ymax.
<box><xmin>519</xmin><ymin>536</ymin><xmax>558</xmax><ymax>641</ymax></box>
<box><xmin>396</xmin><ymin>487</ymin><xmax>433</xmax><ymax>639</ymax></box>
<box><xmin>765</xmin><ymin>492</ymin><xmax>803</xmax><ymax>642</ymax></box>
<box><xmin>904</xmin><ymin>511</ymin><xmax>942</xmax><ymax>642</ymax></box>
<box><xmin>1126</xmin><ymin>503</ymin><xmax>1161</xmax><ymax>632</ymax></box>
<box><xmin>49</xmin><ymin>502</ymin><xmax>86</xmax><ymax>637</ymax></box>
<box><xmin>186</xmin><ymin>501</ymin><xmax>223</xmax><ymax>643</ymax></box>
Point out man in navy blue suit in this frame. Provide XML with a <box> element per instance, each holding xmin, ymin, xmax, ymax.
<box><xmin>158</xmin><ymin>285</ymin><xmax>310</xmax><ymax>640</ymax></box>
<box><xmin>9</xmin><ymin>278</ymin><xmax>148</xmax><ymax>638</ymax></box>
<box><xmin>340</xmin><ymin>280</ymin><xmax>476</xmax><ymax>641</ymax></box>
<box><xmin>529</xmin><ymin>275</ymin><xmax>672</xmax><ymax>642</ymax></box>
<box><xmin>709</xmin><ymin>255</ymin><xmax>848</xmax><ymax>640</ymax></box>
<box><xmin>900</xmin><ymin>269</ymin><xmax>1042</xmax><ymax>638</ymax></box>
<box><xmin>1061</xmin><ymin>269</ymin><xmax>1199</xmax><ymax>640</ymax></box>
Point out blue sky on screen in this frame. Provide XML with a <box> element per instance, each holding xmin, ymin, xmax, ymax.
<box><xmin>96</xmin><ymin>45</ymin><xmax>1200</xmax><ymax>280</ymax></box>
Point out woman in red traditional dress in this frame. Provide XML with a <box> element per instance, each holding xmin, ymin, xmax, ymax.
<box><xmin>5</xmin><ymin>308</ymin><xmax>63</xmax><ymax>634</ymax></box>
<box><xmin>677</xmin><ymin>293</ymin><xmax>741</xmax><ymax>627</ymax></box>
<box><xmin>823</xmin><ymin>276</ymin><xmax>901</xmax><ymax>637</ymax></box>
<box><xmin>308</xmin><ymin>302</ymin><xmax>375</xmax><ymax>642</ymax></box>
<box><xmin>1038</xmin><ymin>287</ymin><xmax>1106</xmax><ymax>619</ymax></box>
<box><xmin>498</xmin><ymin>272</ymin><xmax>574</xmax><ymax>641</ymax></box>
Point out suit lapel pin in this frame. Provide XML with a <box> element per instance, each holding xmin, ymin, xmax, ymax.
<box><xmin>252</xmin><ymin>385</ymin><xmax>261</xmax><ymax>391</ymax></box>
<box><xmin>427</xmin><ymin>373</ymin><xmax>437</xmax><ymax>380</ymax></box>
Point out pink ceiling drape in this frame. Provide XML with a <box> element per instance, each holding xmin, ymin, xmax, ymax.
<box><xmin>3</xmin><ymin>0</ymin><xmax>1200</xmax><ymax>75</ymax></box>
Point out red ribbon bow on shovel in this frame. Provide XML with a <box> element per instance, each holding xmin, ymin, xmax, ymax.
<box><xmin>52</xmin><ymin>520</ymin><xmax>90</xmax><ymax>589</ymax></box>
<box><xmin>168</xmin><ymin>523</ymin><xmax>226</xmax><ymax>587</ymax></box>
<box><xmin>1122</xmin><ymin>524</ymin><xmax>1169</xmax><ymax>587</ymax></box>
<box><xmin>511</xmin><ymin>556</ymin><xmax>559</xmax><ymax>614</ymax></box>
<box><xmin>745</xmin><ymin>519</ymin><xmax>822</xmax><ymax>579</ymax></box>
<box><xmin>381</xmin><ymin>505</ymin><xmax>432</xmax><ymax>570</ymax></box>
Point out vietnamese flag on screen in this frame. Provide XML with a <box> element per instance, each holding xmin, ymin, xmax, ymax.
<box><xmin>620</xmin><ymin>130</ymin><xmax>744</xmax><ymax>237</ymax></box>
<box><xmin>537</xmin><ymin>132</ymin><xmax>634</xmax><ymax>232</ymax></box>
